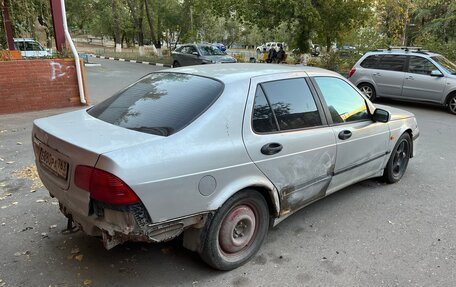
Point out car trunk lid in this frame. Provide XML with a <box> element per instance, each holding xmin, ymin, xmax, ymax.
<box><xmin>33</xmin><ymin>109</ymin><xmax>160</xmax><ymax>216</ymax></box>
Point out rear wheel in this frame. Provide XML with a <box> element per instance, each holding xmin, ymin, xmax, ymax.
<box><xmin>447</xmin><ymin>93</ymin><xmax>456</xmax><ymax>115</ymax></box>
<box><xmin>358</xmin><ymin>83</ymin><xmax>376</xmax><ymax>101</ymax></box>
<box><xmin>173</xmin><ymin>61</ymin><xmax>181</xmax><ymax>68</ymax></box>
<box><xmin>199</xmin><ymin>189</ymin><xmax>269</xmax><ymax>270</ymax></box>
<box><xmin>383</xmin><ymin>133</ymin><xmax>411</xmax><ymax>183</ymax></box>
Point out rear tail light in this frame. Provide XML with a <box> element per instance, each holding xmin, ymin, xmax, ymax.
<box><xmin>75</xmin><ymin>165</ymin><xmax>140</xmax><ymax>205</ymax></box>
<box><xmin>348</xmin><ymin>67</ymin><xmax>356</xmax><ymax>78</ymax></box>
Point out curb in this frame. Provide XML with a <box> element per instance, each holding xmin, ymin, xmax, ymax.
<box><xmin>89</xmin><ymin>54</ymin><xmax>172</xmax><ymax>68</ymax></box>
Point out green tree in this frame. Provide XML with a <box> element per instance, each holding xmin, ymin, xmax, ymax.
<box><xmin>314</xmin><ymin>0</ymin><xmax>371</xmax><ymax>51</ymax></box>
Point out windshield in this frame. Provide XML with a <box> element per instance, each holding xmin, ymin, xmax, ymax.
<box><xmin>431</xmin><ymin>56</ymin><xmax>456</xmax><ymax>75</ymax></box>
<box><xmin>198</xmin><ymin>45</ymin><xmax>226</xmax><ymax>56</ymax></box>
<box><xmin>88</xmin><ymin>73</ymin><xmax>224</xmax><ymax>136</ymax></box>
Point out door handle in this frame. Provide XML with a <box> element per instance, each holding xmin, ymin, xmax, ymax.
<box><xmin>405</xmin><ymin>75</ymin><xmax>414</xmax><ymax>80</ymax></box>
<box><xmin>338</xmin><ymin>130</ymin><xmax>352</xmax><ymax>140</ymax></box>
<box><xmin>261</xmin><ymin>143</ymin><xmax>283</xmax><ymax>155</ymax></box>
<box><xmin>372</xmin><ymin>72</ymin><xmax>381</xmax><ymax>76</ymax></box>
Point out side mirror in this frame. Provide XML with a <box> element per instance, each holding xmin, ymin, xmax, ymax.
<box><xmin>430</xmin><ymin>70</ymin><xmax>443</xmax><ymax>77</ymax></box>
<box><xmin>192</xmin><ymin>51</ymin><xmax>199</xmax><ymax>56</ymax></box>
<box><xmin>372</xmin><ymin>108</ymin><xmax>390</xmax><ymax>123</ymax></box>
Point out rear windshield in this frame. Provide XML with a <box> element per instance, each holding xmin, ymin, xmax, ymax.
<box><xmin>88</xmin><ymin>73</ymin><xmax>224</xmax><ymax>136</ymax></box>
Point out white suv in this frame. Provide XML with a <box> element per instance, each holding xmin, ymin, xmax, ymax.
<box><xmin>14</xmin><ymin>38</ymin><xmax>52</xmax><ymax>58</ymax></box>
<box><xmin>256</xmin><ymin>42</ymin><xmax>286</xmax><ymax>53</ymax></box>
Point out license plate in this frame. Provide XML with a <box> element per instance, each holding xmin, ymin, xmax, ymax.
<box><xmin>39</xmin><ymin>148</ymin><xmax>69</xmax><ymax>180</ymax></box>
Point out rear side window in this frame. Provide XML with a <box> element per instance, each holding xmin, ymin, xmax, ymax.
<box><xmin>360</xmin><ymin>55</ymin><xmax>380</xmax><ymax>68</ymax></box>
<box><xmin>377</xmin><ymin>55</ymin><xmax>406</xmax><ymax>72</ymax></box>
<box><xmin>88</xmin><ymin>73</ymin><xmax>223</xmax><ymax>136</ymax></box>
<box><xmin>252</xmin><ymin>78</ymin><xmax>322</xmax><ymax>133</ymax></box>
<box><xmin>315</xmin><ymin>77</ymin><xmax>370</xmax><ymax>124</ymax></box>
<box><xmin>252</xmin><ymin>87</ymin><xmax>278</xmax><ymax>133</ymax></box>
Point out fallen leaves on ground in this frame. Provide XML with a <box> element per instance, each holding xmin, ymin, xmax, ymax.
<box><xmin>12</xmin><ymin>164</ymin><xmax>44</xmax><ymax>191</ymax></box>
<box><xmin>75</xmin><ymin>254</ymin><xmax>84</xmax><ymax>262</ymax></box>
<box><xmin>0</xmin><ymin>193</ymin><xmax>12</xmax><ymax>201</ymax></box>
<box><xmin>68</xmin><ymin>247</ymin><xmax>85</xmax><ymax>262</ymax></box>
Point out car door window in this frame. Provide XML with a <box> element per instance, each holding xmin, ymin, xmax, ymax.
<box><xmin>314</xmin><ymin>77</ymin><xmax>370</xmax><ymax>124</ymax></box>
<box><xmin>408</xmin><ymin>56</ymin><xmax>439</xmax><ymax>75</ymax></box>
<box><xmin>252</xmin><ymin>78</ymin><xmax>322</xmax><ymax>133</ymax></box>
<box><xmin>15</xmin><ymin>42</ymin><xmax>25</xmax><ymax>51</ymax></box>
<box><xmin>377</xmin><ymin>55</ymin><xmax>406</xmax><ymax>71</ymax></box>
<box><xmin>27</xmin><ymin>42</ymin><xmax>43</xmax><ymax>51</ymax></box>
<box><xmin>187</xmin><ymin>46</ymin><xmax>198</xmax><ymax>55</ymax></box>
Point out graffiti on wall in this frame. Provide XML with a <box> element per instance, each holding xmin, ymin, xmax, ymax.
<box><xmin>50</xmin><ymin>61</ymin><xmax>75</xmax><ymax>81</ymax></box>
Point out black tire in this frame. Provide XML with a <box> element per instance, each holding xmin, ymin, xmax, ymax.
<box><xmin>199</xmin><ymin>189</ymin><xmax>269</xmax><ymax>271</ymax></box>
<box><xmin>447</xmin><ymin>93</ymin><xmax>456</xmax><ymax>115</ymax></box>
<box><xmin>358</xmin><ymin>83</ymin><xmax>377</xmax><ymax>102</ymax></box>
<box><xmin>173</xmin><ymin>61</ymin><xmax>180</xmax><ymax>68</ymax></box>
<box><xmin>383</xmin><ymin>133</ymin><xmax>412</xmax><ymax>183</ymax></box>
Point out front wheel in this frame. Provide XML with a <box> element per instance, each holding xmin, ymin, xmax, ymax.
<box><xmin>447</xmin><ymin>93</ymin><xmax>456</xmax><ymax>115</ymax></box>
<box><xmin>199</xmin><ymin>190</ymin><xmax>269</xmax><ymax>270</ymax></box>
<box><xmin>383</xmin><ymin>133</ymin><xmax>411</xmax><ymax>183</ymax></box>
<box><xmin>173</xmin><ymin>61</ymin><xmax>181</xmax><ymax>68</ymax></box>
<box><xmin>358</xmin><ymin>83</ymin><xmax>376</xmax><ymax>101</ymax></box>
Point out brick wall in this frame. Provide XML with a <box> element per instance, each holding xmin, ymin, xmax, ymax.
<box><xmin>0</xmin><ymin>58</ymin><xmax>88</xmax><ymax>114</ymax></box>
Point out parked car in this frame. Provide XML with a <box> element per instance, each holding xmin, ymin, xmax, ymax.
<box><xmin>13</xmin><ymin>38</ymin><xmax>51</xmax><ymax>58</ymax></box>
<box><xmin>33</xmin><ymin>64</ymin><xmax>419</xmax><ymax>270</ymax></box>
<box><xmin>256</xmin><ymin>42</ymin><xmax>287</xmax><ymax>53</ymax></box>
<box><xmin>171</xmin><ymin>43</ymin><xmax>236</xmax><ymax>67</ymax></box>
<box><xmin>348</xmin><ymin>48</ymin><xmax>456</xmax><ymax>114</ymax></box>
<box><xmin>311</xmin><ymin>44</ymin><xmax>321</xmax><ymax>56</ymax></box>
<box><xmin>212</xmin><ymin>42</ymin><xmax>226</xmax><ymax>52</ymax></box>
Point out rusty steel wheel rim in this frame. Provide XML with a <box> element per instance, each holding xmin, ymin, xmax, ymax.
<box><xmin>218</xmin><ymin>204</ymin><xmax>257</xmax><ymax>255</ymax></box>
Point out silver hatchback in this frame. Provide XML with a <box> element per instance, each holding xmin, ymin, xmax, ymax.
<box><xmin>171</xmin><ymin>43</ymin><xmax>236</xmax><ymax>67</ymax></box>
<box><xmin>348</xmin><ymin>48</ymin><xmax>456</xmax><ymax>114</ymax></box>
<box><xmin>33</xmin><ymin>64</ymin><xmax>419</xmax><ymax>270</ymax></box>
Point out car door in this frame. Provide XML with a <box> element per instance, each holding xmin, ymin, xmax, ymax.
<box><xmin>242</xmin><ymin>74</ymin><xmax>337</xmax><ymax>215</ymax></box>
<box><xmin>178</xmin><ymin>46</ymin><xmax>192</xmax><ymax>66</ymax></box>
<box><xmin>185</xmin><ymin>45</ymin><xmax>201</xmax><ymax>66</ymax></box>
<box><xmin>312</xmin><ymin>76</ymin><xmax>390</xmax><ymax>195</ymax></box>
<box><xmin>401</xmin><ymin>56</ymin><xmax>447</xmax><ymax>103</ymax></box>
<box><xmin>371</xmin><ymin>55</ymin><xmax>406</xmax><ymax>98</ymax></box>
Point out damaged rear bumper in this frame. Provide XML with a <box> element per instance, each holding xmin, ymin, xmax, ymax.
<box><xmin>58</xmin><ymin>199</ymin><xmax>210</xmax><ymax>250</ymax></box>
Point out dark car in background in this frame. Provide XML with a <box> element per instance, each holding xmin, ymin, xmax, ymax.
<box><xmin>212</xmin><ymin>42</ymin><xmax>226</xmax><ymax>52</ymax></box>
<box><xmin>171</xmin><ymin>44</ymin><xmax>236</xmax><ymax>67</ymax></box>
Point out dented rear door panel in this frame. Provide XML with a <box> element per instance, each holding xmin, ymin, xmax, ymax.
<box><xmin>242</xmin><ymin>73</ymin><xmax>337</xmax><ymax>216</ymax></box>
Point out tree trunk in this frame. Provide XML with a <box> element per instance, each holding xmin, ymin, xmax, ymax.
<box><xmin>112</xmin><ymin>0</ymin><xmax>122</xmax><ymax>52</ymax></box>
<box><xmin>144</xmin><ymin>0</ymin><xmax>158</xmax><ymax>55</ymax></box>
<box><xmin>156</xmin><ymin>0</ymin><xmax>162</xmax><ymax>55</ymax></box>
<box><xmin>126</xmin><ymin>0</ymin><xmax>146</xmax><ymax>56</ymax></box>
<box><xmin>326</xmin><ymin>36</ymin><xmax>331</xmax><ymax>53</ymax></box>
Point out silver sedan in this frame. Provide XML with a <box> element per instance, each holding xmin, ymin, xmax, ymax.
<box><xmin>33</xmin><ymin>64</ymin><xmax>419</xmax><ymax>270</ymax></box>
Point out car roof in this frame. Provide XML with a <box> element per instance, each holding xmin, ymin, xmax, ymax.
<box><xmin>364</xmin><ymin>50</ymin><xmax>441</xmax><ymax>58</ymax></box>
<box><xmin>13</xmin><ymin>38</ymin><xmax>36</xmax><ymax>42</ymax></box>
<box><xmin>167</xmin><ymin>63</ymin><xmax>338</xmax><ymax>83</ymax></box>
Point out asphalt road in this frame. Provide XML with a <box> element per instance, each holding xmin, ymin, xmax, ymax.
<box><xmin>0</xmin><ymin>58</ymin><xmax>455</xmax><ymax>287</ymax></box>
